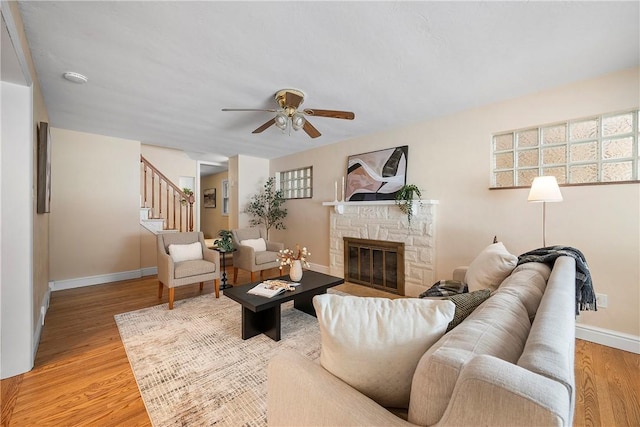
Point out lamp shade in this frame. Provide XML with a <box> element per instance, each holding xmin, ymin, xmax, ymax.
<box><xmin>291</xmin><ymin>112</ymin><xmax>305</xmax><ymax>130</ymax></box>
<box><xmin>528</xmin><ymin>176</ymin><xmax>563</xmax><ymax>202</ymax></box>
<box><xmin>274</xmin><ymin>113</ymin><xmax>288</xmax><ymax>130</ymax></box>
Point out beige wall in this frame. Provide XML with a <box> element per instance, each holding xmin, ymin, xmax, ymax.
<box><xmin>49</xmin><ymin>129</ymin><xmax>141</xmax><ymax>280</ymax></box>
<box><xmin>141</xmin><ymin>144</ymin><xmax>196</xmax><ymax>188</ymax></box>
<box><xmin>200</xmin><ymin>171</ymin><xmax>229</xmax><ymax>238</ymax></box>
<box><xmin>271</xmin><ymin>67</ymin><xmax>640</xmax><ymax>336</ymax></box>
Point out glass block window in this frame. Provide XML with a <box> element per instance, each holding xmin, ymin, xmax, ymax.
<box><xmin>492</xmin><ymin>109</ymin><xmax>639</xmax><ymax>187</ymax></box>
<box><xmin>278</xmin><ymin>166</ymin><xmax>313</xmax><ymax>199</ymax></box>
<box><xmin>221</xmin><ymin>179</ymin><xmax>229</xmax><ymax>215</ymax></box>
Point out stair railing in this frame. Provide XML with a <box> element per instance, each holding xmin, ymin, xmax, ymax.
<box><xmin>140</xmin><ymin>155</ymin><xmax>194</xmax><ymax>232</ymax></box>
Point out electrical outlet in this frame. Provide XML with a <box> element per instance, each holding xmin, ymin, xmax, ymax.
<box><xmin>596</xmin><ymin>293</ymin><xmax>607</xmax><ymax>308</ymax></box>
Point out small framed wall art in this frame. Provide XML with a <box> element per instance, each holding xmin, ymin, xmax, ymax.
<box><xmin>203</xmin><ymin>188</ymin><xmax>216</xmax><ymax>208</ymax></box>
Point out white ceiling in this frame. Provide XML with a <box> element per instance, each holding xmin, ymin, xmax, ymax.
<box><xmin>15</xmin><ymin>1</ymin><xmax>640</xmax><ymax>173</ymax></box>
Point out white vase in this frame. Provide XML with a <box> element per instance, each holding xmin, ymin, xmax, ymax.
<box><xmin>289</xmin><ymin>260</ymin><xmax>303</xmax><ymax>282</ymax></box>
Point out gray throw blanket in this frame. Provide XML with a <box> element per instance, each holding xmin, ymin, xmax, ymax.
<box><xmin>518</xmin><ymin>246</ymin><xmax>596</xmax><ymax>315</ymax></box>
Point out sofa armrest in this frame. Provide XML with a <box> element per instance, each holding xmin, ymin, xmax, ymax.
<box><xmin>266</xmin><ymin>240</ymin><xmax>284</xmax><ymax>252</ymax></box>
<box><xmin>437</xmin><ymin>355</ymin><xmax>570</xmax><ymax>427</ymax></box>
<box><xmin>452</xmin><ymin>266</ymin><xmax>468</xmax><ymax>283</ymax></box>
<box><xmin>202</xmin><ymin>247</ymin><xmax>221</xmax><ymax>278</ymax></box>
<box><xmin>268</xmin><ymin>350</ymin><xmax>413</xmax><ymax>427</ymax></box>
<box><xmin>157</xmin><ymin>250</ymin><xmax>173</xmax><ymax>286</ymax></box>
<box><xmin>233</xmin><ymin>244</ymin><xmax>255</xmax><ymax>269</ymax></box>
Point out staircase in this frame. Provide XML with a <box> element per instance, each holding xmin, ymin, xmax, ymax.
<box><xmin>140</xmin><ymin>155</ymin><xmax>194</xmax><ymax>234</ymax></box>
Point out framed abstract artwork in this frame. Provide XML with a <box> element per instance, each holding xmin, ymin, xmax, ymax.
<box><xmin>37</xmin><ymin>121</ymin><xmax>52</xmax><ymax>213</ymax></box>
<box><xmin>203</xmin><ymin>188</ymin><xmax>216</xmax><ymax>208</ymax></box>
<box><xmin>345</xmin><ymin>145</ymin><xmax>408</xmax><ymax>201</ymax></box>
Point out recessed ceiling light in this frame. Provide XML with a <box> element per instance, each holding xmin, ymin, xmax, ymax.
<box><xmin>63</xmin><ymin>71</ymin><xmax>88</xmax><ymax>84</ymax></box>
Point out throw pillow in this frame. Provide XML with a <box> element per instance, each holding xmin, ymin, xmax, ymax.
<box><xmin>443</xmin><ymin>289</ymin><xmax>491</xmax><ymax>331</ymax></box>
<box><xmin>465</xmin><ymin>242</ymin><xmax>518</xmax><ymax>292</ymax></box>
<box><xmin>168</xmin><ymin>242</ymin><xmax>203</xmax><ymax>263</ymax></box>
<box><xmin>240</xmin><ymin>237</ymin><xmax>267</xmax><ymax>252</ymax></box>
<box><xmin>312</xmin><ymin>294</ymin><xmax>455</xmax><ymax>409</ymax></box>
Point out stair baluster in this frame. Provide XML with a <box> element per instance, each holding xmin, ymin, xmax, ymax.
<box><xmin>140</xmin><ymin>155</ymin><xmax>194</xmax><ymax>233</ymax></box>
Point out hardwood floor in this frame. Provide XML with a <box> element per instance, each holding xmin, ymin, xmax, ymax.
<box><xmin>2</xmin><ymin>269</ymin><xmax>639</xmax><ymax>426</ymax></box>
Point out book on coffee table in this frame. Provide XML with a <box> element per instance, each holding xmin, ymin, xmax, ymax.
<box><xmin>247</xmin><ymin>280</ymin><xmax>298</xmax><ymax>298</ymax></box>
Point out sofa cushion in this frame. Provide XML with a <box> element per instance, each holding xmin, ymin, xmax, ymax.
<box><xmin>241</xmin><ymin>237</ymin><xmax>267</xmax><ymax>252</ymax></box>
<box><xmin>465</xmin><ymin>242</ymin><xmax>518</xmax><ymax>292</ymax></box>
<box><xmin>255</xmin><ymin>250</ymin><xmax>278</xmax><ymax>265</ymax></box>
<box><xmin>443</xmin><ymin>289</ymin><xmax>491</xmax><ymax>331</ymax></box>
<box><xmin>408</xmin><ymin>291</ymin><xmax>531</xmax><ymax>426</ymax></box>
<box><xmin>168</xmin><ymin>242</ymin><xmax>203</xmax><ymax>263</ymax></box>
<box><xmin>174</xmin><ymin>259</ymin><xmax>216</xmax><ymax>279</ymax></box>
<box><xmin>313</xmin><ymin>294</ymin><xmax>455</xmax><ymax>409</ymax></box>
<box><xmin>495</xmin><ymin>262</ymin><xmax>550</xmax><ymax>320</ymax></box>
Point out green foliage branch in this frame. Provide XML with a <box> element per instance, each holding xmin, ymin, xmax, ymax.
<box><xmin>395</xmin><ymin>184</ymin><xmax>422</xmax><ymax>226</ymax></box>
<box><xmin>245</xmin><ymin>177</ymin><xmax>287</xmax><ymax>239</ymax></box>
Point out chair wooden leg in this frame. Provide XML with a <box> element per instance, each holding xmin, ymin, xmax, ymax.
<box><xmin>250</xmin><ymin>271</ymin><xmax>258</xmax><ymax>282</ymax></box>
<box><xmin>199</xmin><ymin>282</ymin><xmax>204</xmax><ymax>292</ymax></box>
<box><xmin>158</xmin><ymin>282</ymin><xmax>164</xmax><ymax>298</ymax></box>
<box><xmin>260</xmin><ymin>270</ymin><xmax>265</xmax><ymax>280</ymax></box>
<box><xmin>233</xmin><ymin>267</ymin><xmax>239</xmax><ymax>283</ymax></box>
<box><xmin>168</xmin><ymin>288</ymin><xmax>175</xmax><ymax>310</ymax></box>
<box><xmin>214</xmin><ymin>278</ymin><xmax>220</xmax><ymax>298</ymax></box>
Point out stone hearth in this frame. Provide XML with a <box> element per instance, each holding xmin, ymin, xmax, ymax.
<box><xmin>326</xmin><ymin>200</ymin><xmax>438</xmax><ymax>297</ymax></box>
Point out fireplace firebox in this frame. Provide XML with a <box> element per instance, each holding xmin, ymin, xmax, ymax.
<box><xmin>343</xmin><ymin>237</ymin><xmax>405</xmax><ymax>295</ymax></box>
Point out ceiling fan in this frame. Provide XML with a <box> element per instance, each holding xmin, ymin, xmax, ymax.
<box><xmin>222</xmin><ymin>89</ymin><xmax>355</xmax><ymax>138</ymax></box>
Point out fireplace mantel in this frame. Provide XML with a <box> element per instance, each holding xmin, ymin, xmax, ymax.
<box><xmin>322</xmin><ymin>199</ymin><xmax>439</xmax><ymax>214</ymax></box>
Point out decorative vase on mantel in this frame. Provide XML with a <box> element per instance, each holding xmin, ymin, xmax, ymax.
<box><xmin>289</xmin><ymin>259</ymin><xmax>303</xmax><ymax>282</ymax></box>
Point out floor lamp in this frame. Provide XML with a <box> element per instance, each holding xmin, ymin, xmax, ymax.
<box><xmin>527</xmin><ymin>176</ymin><xmax>563</xmax><ymax>247</ymax></box>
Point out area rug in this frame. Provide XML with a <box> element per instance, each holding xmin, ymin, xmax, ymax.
<box><xmin>114</xmin><ymin>292</ymin><xmax>321</xmax><ymax>426</ymax></box>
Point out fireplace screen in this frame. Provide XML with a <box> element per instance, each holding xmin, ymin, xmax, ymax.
<box><xmin>344</xmin><ymin>237</ymin><xmax>405</xmax><ymax>295</ymax></box>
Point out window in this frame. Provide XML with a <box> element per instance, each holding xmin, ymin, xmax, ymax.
<box><xmin>492</xmin><ymin>109</ymin><xmax>639</xmax><ymax>188</ymax></box>
<box><xmin>222</xmin><ymin>179</ymin><xmax>229</xmax><ymax>215</ymax></box>
<box><xmin>278</xmin><ymin>166</ymin><xmax>313</xmax><ymax>199</ymax></box>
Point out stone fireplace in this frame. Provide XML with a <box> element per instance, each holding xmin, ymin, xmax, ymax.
<box><xmin>326</xmin><ymin>200</ymin><xmax>438</xmax><ymax>297</ymax></box>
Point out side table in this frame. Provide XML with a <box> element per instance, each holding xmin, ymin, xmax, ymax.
<box><xmin>214</xmin><ymin>248</ymin><xmax>236</xmax><ymax>289</ymax></box>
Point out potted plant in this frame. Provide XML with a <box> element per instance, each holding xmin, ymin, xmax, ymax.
<box><xmin>245</xmin><ymin>177</ymin><xmax>287</xmax><ymax>239</ymax></box>
<box><xmin>395</xmin><ymin>184</ymin><xmax>422</xmax><ymax>226</ymax></box>
<box><xmin>180</xmin><ymin>188</ymin><xmax>194</xmax><ymax>206</ymax></box>
<box><xmin>217</xmin><ymin>229</ymin><xmax>234</xmax><ymax>252</ymax></box>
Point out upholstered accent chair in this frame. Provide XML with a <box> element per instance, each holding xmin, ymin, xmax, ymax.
<box><xmin>157</xmin><ymin>232</ymin><xmax>220</xmax><ymax>309</ymax></box>
<box><xmin>231</xmin><ymin>227</ymin><xmax>284</xmax><ymax>282</ymax></box>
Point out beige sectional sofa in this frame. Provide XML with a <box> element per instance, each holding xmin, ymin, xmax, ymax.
<box><xmin>268</xmin><ymin>256</ymin><xmax>577</xmax><ymax>426</ymax></box>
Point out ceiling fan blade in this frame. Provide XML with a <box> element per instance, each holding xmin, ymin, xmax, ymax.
<box><xmin>302</xmin><ymin>120</ymin><xmax>321</xmax><ymax>138</ymax></box>
<box><xmin>222</xmin><ymin>108</ymin><xmax>277</xmax><ymax>112</ymax></box>
<box><xmin>303</xmin><ymin>109</ymin><xmax>355</xmax><ymax>120</ymax></box>
<box><xmin>285</xmin><ymin>91</ymin><xmax>304</xmax><ymax>109</ymax></box>
<box><xmin>252</xmin><ymin>118</ymin><xmax>276</xmax><ymax>134</ymax></box>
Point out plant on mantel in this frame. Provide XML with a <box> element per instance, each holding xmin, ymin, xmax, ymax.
<box><xmin>395</xmin><ymin>184</ymin><xmax>422</xmax><ymax>226</ymax></box>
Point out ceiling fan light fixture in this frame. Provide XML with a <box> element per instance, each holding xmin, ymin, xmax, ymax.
<box><xmin>274</xmin><ymin>113</ymin><xmax>288</xmax><ymax>130</ymax></box>
<box><xmin>291</xmin><ymin>112</ymin><xmax>305</xmax><ymax>131</ymax></box>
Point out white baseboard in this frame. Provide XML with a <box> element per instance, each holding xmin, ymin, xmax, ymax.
<box><xmin>576</xmin><ymin>324</ymin><xmax>640</xmax><ymax>354</ymax></box>
<box><xmin>53</xmin><ymin>269</ymin><xmax>147</xmax><ymax>291</ymax></box>
<box><xmin>32</xmin><ymin>283</ymin><xmax>53</xmax><ymax>361</ymax></box>
<box><xmin>141</xmin><ymin>266</ymin><xmax>158</xmax><ymax>277</ymax></box>
<box><xmin>308</xmin><ymin>262</ymin><xmax>330</xmax><ymax>275</ymax></box>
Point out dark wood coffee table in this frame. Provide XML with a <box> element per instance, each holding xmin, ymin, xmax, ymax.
<box><xmin>223</xmin><ymin>271</ymin><xmax>344</xmax><ymax>341</ymax></box>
